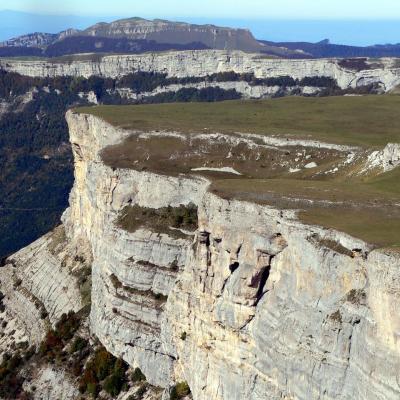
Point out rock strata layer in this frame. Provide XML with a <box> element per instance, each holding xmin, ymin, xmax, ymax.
<box><xmin>56</xmin><ymin>111</ymin><xmax>400</xmax><ymax>399</ymax></box>
<box><xmin>1</xmin><ymin>50</ymin><xmax>400</xmax><ymax>91</ymax></box>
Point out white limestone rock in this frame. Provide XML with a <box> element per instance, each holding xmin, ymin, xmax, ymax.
<box><xmin>1</xmin><ymin>50</ymin><xmax>400</xmax><ymax>91</ymax></box>
<box><xmin>362</xmin><ymin>143</ymin><xmax>400</xmax><ymax>172</ymax></box>
<box><xmin>0</xmin><ymin>226</ymin><xmax>89</xmax><ymax>347</ymax></box>
<box><xmin>24</xmin><ymin>366</ymin><xmax>80</xmax><ymax>400</ymax></box>
<box><xmin>2</xmin><ymin>109</ymin><xmax>399</xmax><ymax>399</ymax></box>
<box><xmin>59</xmin><ymin>111</ymin><xmax>400</xmax><ymax>400</ymax></box>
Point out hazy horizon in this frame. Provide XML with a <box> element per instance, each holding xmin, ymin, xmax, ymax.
<box><xmin>0</xmin><ymin>9</ymin><xmax>400</xmax><ymax>46</ymax></box>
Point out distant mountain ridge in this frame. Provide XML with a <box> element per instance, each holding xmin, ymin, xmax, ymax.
<box><xmin>0</xmin><ymin>17</ymin><xmax>304</xmax><ymax>58</ymax></box>
<box><xmin>2</xmin><ymin>16</ymin><xmax>400</xmax><ymax>59</ymax></box>
<box><xmin>260</xmin><ymin>39</ymin><xmax>400</xmax><ymax>58</ymax></box>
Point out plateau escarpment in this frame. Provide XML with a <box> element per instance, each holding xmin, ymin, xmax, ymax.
<box><xmin>1</xmin><ymin>98</ymin><xmax>400</xmax><ymax>399</ymax></box>
<box><xmin>2</xmin><ymin>55</ymin><xmax>398</xmax><ymax>260</ymax></box>
<box><xmin>1</xmin><ymin>50</ymin><xmax>400</xmax><ymax>92</ymax></box>
<box><xmin>65</xmin><ymin>108</ymin><xmax>399</xmax><ymax>399</ymax></box>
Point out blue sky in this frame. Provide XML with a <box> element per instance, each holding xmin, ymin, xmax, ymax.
<box><xmin>4</xmin><ymin>0</ymin><xmax>400</xmax><ymax>19</ymax></box>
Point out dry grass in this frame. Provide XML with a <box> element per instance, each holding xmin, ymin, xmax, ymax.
<box><xmin>101</xmin><ymin>134</ymin><xmax>342</xmax><ymax>179</ymax></box>
<box><xmin>209</xmin><ymin>178</ymin><xmax>399</xmax><ymax>205</ymax></box>
<box><xmin>116</xmin><ymin>204</ymin><xmax>197</xmax><ymax>239</ymax></box>
<box><xmin>76</xmin><ymin>98</ymin><xmax>400</xmax><ymax>248</ymax></box>
<box><xmin>210</xmin><ymin>178</ymin><xmax>400</xmax><ymax>248</ymax></box>
<box><xmin>300</xmin><ymin>207</ymin><xmax>400</xmax><ymax>249</ymax></box>
<box><xmin>76</xmin><ymin>95</ymin><xmax>400</xmax><ymax>148</ymax></box>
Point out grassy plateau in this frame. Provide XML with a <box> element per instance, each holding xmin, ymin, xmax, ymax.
<box><xmin>76</xmin><ymin>95</ymin><xmax>400</xmax><ymax>249</ymax></box>
<box><xmin>77</xmin><ymin>95</ymin><xmax>400</xmax><ymax>148</ymax></box>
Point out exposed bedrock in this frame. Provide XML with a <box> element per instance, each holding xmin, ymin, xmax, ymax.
<box><xmin>1</xmin><ymin>108</ymin><xmax>398</xmax><ymax>398</ymax></box>
<box><xmin>0</xmin><ymin>227</ymin><xmax>90</xmax><ymax>353</ymax></box>
<box><xmin>166</xmin><ymin>194</ymin><xmax>400</xmax><ymax>400</ymax></box>
<box><xmin>1</xmin><ymin>50</ymin><xmax>400</xmax><ymax>91</ymax></box>
<box><xmin>53</xmin><ymin>111</ymin><xmax>400</xmax><ymax>399</ymax></box>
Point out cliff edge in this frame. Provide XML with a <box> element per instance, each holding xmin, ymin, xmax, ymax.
<box><xmin>1</xmin><ymin>100</ymin><xmax>399</xmax><ymax>399</ymax></box>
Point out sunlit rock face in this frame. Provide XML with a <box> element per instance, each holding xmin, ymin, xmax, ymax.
<box><xmin>40</xmin><ymin>111</ymin><xmax>398</xmax><ymax>399</ymax></box>
<box><xmin>0</xmin><ymin>227</ymin><xmax>88</xmax><ymax>356</ymax></box>
<box><xmin>1</xmin><ymin>107</ymin><xmax>399</xmax><ymax>398</ymax></box>
<box><xmin>1</xmin><ymin>50</ymin><xmax>399</xmax><ymax>91</ymax></box>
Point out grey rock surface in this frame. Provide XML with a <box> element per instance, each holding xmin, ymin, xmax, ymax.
<box><xmin>1</xmin><ymin>108</ymin><xmax>399</xmax><ymax>399</ymax></box>
<box><xmin>1</xmin><ymin>50</ymin><xmax>399</xmax><ymax>91</ymax></box>
<box><xmin>63</xmin><ymin>112</ymin><xmax>400</xmax><ymax>399</ymax></box>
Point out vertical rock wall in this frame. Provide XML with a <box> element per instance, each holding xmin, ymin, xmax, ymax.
<box><xmin>60</xmin><ymin>111</ymin><xmax>400</xmax><ymax>399</ymax></box>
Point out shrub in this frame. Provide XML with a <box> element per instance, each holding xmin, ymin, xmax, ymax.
<box><xmin>86</xmin><ymin>382</ymin><xmax>98</xmax><ymax>397</ymax></box>
<box><xmin>13</xmin><ymin>278</ymin><xmax>22</xmax><ymax>288</ymax></box>
<box><xmin>102</xmin><ymin>358</ymin><xmax>129</xmax><ymax>396</ymax></box>
<box><xmin>110</xmin><ymin>273</ymin><xmax>123</xmax><ymax>289</ymax></box>
<box><xmin>0</xmin><ymin>353</ymin><xmax>25</xmax><ymax>398</ymax></box>
<box><xmin>103</xmin><ymin>373</ymin><xmax>124</xmax><ymax>397</ymax></box>
<box><xmin>39</xmin><ymin>330</ymin><xmax>63</xmax><ymax>356</ymax></box>
<box><xmin>117</xmin><ymin>204</ymin><xmax>198</xmax><ymax>236</ymax></box>
<box><xmin>79</xmin><ymin>348</ymin><xmax>129</xmax><ymax>396</ymax></box>
<box><xmin>70</xmin><ymin>336</ymin><xmax>88</xmax><ymax>353</ymax></box>
<box><xmin>299</xmin><ymin>76</ymin><xmax>338</xmax><ymax>88</ymax></box>
<box><xmin>39</xmin><ymin>311</ymin><xmax>81</xmax><ymax>361</ymax></box>
<box><xmin>130</xmin><ymin>383</ymin><xmax>148</xmax><ymax>399</ymax></box>
<box><xmin>170</xmin><ymin>382</ymin><xmax>191</xmax><ymax>400</ymax></box>
<box><xmin>93</xmin><ymin>348</ymin><xmax>115</xmax><ymax>380</ymax></box>
<box><xmin>131</xmin><ymin>367</ymin><xmax>146</xmax><ymax>383</ymax></box>
<box><xmin>55</xmin><ymin>311</ymin><xmax>80</xmax><ymax>341</ymax></box>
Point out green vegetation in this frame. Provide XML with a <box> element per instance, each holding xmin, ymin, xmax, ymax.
<box><xmin>311</xmin><ymin>236</ymin><xmax>354</xmax><ymax>257</ymax></box>
<box><xmin>0</xmin><ymin>353</ymin><xmax>26</xmax><ymax>399</ymax></box>
<box><xmin>170</xmin><ymin>382</ymin><xmax>191</xmax><ymax>400</ymax></box>
<box><xmin>152</xmin><ymin>71</ymin><xmax>338</xmax><ymax>89</ymax></box>
<box><xmin>128</xmin><ymin>383</ymin><xmax>148</xmax><ymax>400</ymax></box>
<box><xmin>365</xmin><ymin>167</ymin><xmax>400</xmax><ymax>194</ymax></box>
<box><xmin>70</xmin><ymin>336</ymin><xmax>89</xmax><ymax>353</ymax></box>
<box><xmin>0</xmin><ymin>311</ymin><xmax>86</xmax><ymax>399</ymax></box>
<box><xmin>103</xmin><ymin>358</ymin><xmax>128</xmax><ymax>397</ymax></box>
<box><xmin>79</xmin><ymin>346</ymin><xmax>128</xmax><ymax>397</ymax></box>
<box><xmin>338</xmin><ymin>58</ymin><xmax>381</xmax><ymax>71</ymax></box>
<box><xmin>142</xmin><ymin>87</ymin><xmax>241</xmax><ymax>103</ymax></box>
<box><xmin>300</xmin><ymin>207</ymin><xmax>400</xmax><ymax>249</ymax></box>
<box><xmin>2</xmin><ymin>66</ymin><xmax>399</xmax><ymax>258</ymax></box>
<box><xmin>0</xmin><ymin>69</ymin><xmax>392</xmax><ymax>258</ymax></box>
<box><xmin>39</xmin><ymin>311</ymin><xmax>81</xmax><ymax>361</ymax></box>
<box><xmin>109</xmin><ymin>273</ymin><xmax>168</xmax><ymax>305</ymax></box>
<box><xmin>117</xmin><ymin>204</ymin><xmax>198</xmax><ymax>238</ymax></box>
<box><xmin>131</xmin><ymin>367</ymin><xmax>146</xmax><ymax>383</ymax></box>
<box><xmin>77</xmin><ymin>95</ymin><xmax>400</xmax><ymax>148</ymax></box>
<box><xmin>330</xmin><ymin>310</ymin><xmax>343</xmax><ymax>323</ymax></box>
<box><xmin>0</xmin><ymin>306</ymin><xmax>155</xmax><ymax>399</ymax></box>
<box><xmin>346</xmin><ymin>289</ymin><xmax>367</xmax><ymax>305</ymax></box>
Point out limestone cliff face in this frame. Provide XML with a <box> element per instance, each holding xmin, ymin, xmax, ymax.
<box><xmin>1</xmin><ymin>50</ymin><xmax>400</xmax><ymax>91</ymax></box>
<box><xmin>167</xmin><ymin>195</ymin><xmax>400</xmax><ymax>400</ymax></box>
<box><xmin>0</xmin><ymin>227</ymin><xmax>90</xmax><ymax>353</ymax></box>
<box><xmin>53</xmin><ymin>111</ymin><xmax>400</xmax><ymax>400</ymax></box>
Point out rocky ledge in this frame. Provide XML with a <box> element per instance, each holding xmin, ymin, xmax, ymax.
<box><xmin>1</xmin><ymin>50</ymin><xmax>400</xmax><ymax>92</ymax></box>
